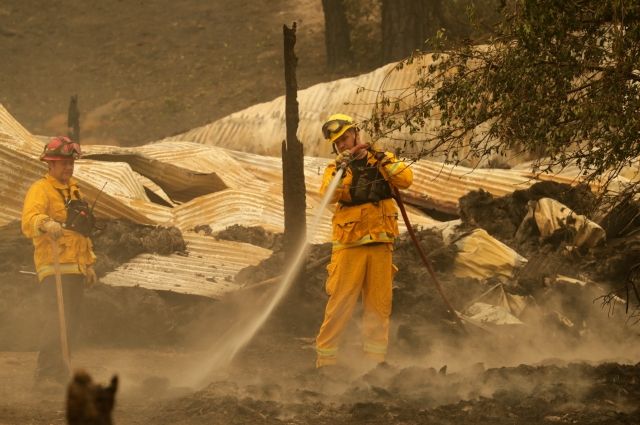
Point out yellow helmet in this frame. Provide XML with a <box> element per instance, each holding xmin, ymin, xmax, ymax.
<box><xmin>322</xmin><ymin>113</ymin><xmax>356</xmax><ymax>143</ymax></box>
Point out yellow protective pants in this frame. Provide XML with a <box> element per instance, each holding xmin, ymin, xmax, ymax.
<box><xmin>315</xmin><ymin>243</ymin><xmax>396</xmax><ymax>367</ymax></box>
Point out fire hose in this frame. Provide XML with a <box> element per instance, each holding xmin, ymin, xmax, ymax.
<box><xmin>338</xmin><ymin>146</ymin><xmax>467</xmax><ymax>333</ymax></box>
<box><xmin>341</xmin><ymin>146</ymin><xmax>467</xmax><ymax>332</ymax></box>
<box><xmin>392</xmin><ymin>186</ymin><xmax>467</xmax><ymax>333</ymax></box>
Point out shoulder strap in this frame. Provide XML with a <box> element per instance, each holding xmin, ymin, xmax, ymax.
<box><xmin>55</xmin><ymin>188</ymin><xmax>69</xmax><ymax>204</ymax></box>
<box><xmin>373</xmin><ymin>151</ymin><xmax>387</xmax><ymax>161</ymax></box>
<box><xmin>69</xmin><ymin>183</ymin><xmax>83</xmax><ymax>201</ymax></box>
<box><xmin>365</xmin><ymin>150</ymin><xmax>387</xmax><ymax>167</ymax></box>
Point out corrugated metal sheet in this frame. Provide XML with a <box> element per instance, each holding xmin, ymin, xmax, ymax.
<box><xmin>511</xmin><ymin>160</ymin><xmax>636</xmax><ymax>195</ymax></box>
<box><xmin>100</xmin><ymin>232</ymin><xmax>272</xmax><ymax>299</ymax></box>
<box><xmin>0</xmin><ymin>153</ymin><xmax>159</xmax><ymax>227</ymax></box>
<box><xmin>133</xmin><ymin>173</ymin><xmax>176</xmax><ymax>207</ymax></box>
<box><xmin>0</xmin><ymin>107</ymin><xmax>274</xmax><ymax>297</ymax></box>
<box><xmin>2</xmin><ymin>102</ymin><xmax>594</xmax><ymax>299</ymax></box>
<box><xmin>0</xmin><ymin>105</ymin><xmax>47</xmax><ymax>224</ymax></box>
<box><xmin>167</xmin><ymin>150</ymin><xmax>441</xmax><ymax>240</ymax></box>
<box><xmin>156</xmin><ymin>57</ymin><xmax>436</xmax><ymax>158</ymax></box>
<box><xmin>74</xmin><ymin>160</ymin><xmax>150</xmax><ymax>202</ymax></box>
<box><xmin>227</xmin><ymin>147</ymin><xmax>536</xmax><ymax>218</ymax></box>
<box><xmin>82</xmin><ymin>154</ymin><xmax>225</xmax><ymax>203</ymax></box>
<box><xmin>172</xmin><ymin>188</ymin><xmax>333</xmax><ymax>244</ymax></box>
<box><xmin>406</xmin><ymin>161</ymin><xmax>536</xmax><ymax>215</ymax></box>
<box><xmin>0</xmin><ymin>102</ymin><xmax>587</xmax><ymax>233</ymax></box>
<box><xmin>0</xmin><ymin>145</ymin><xmax>47</xmax><ymax>225</ymax></box>
<box><xmin>83</xmin><ymin>142</ymin><xmax>257</xmax><ymax>197</ymax></box>
<box><xmin>0</xmin><ymin>105</ymin><xmax>44</xmax><ymax>157</ymax></box>
<box><xmin>74</xmin><ymin>159</ymin><xmax>177</xmax><ymax>224</ymax></box>
<box><xmin>79</xmin><ymin>143</ymin><xmax>439</xmax><ymax>241</ymax></box>
<box><xmin>229</xmin><ymin>149</ymin><xmax>328</xmax><ymax>197</ymax></box>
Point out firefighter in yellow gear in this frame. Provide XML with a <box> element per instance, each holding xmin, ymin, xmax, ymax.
<box><xmin>315</xmin><ymin>114</ymin><xmax>413</xmax><ymax>368</ymax></box>
<box><xmin>22</xmin><ymin>136</ymin><xmax>97</xmax><ymax>384</ymax></box>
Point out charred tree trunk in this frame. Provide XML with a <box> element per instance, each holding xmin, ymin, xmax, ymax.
<box><xmin>67</xmin><ymin>95</ymin><xmax>80</xmax><ymax>142</ymax></box>
<box><xmin>282</xmin><ymin>23</ymin><xmax>307</xmax><ymax>256</ymax></box>
<box><xmin>382</xmin><ymin>0</ymin><xmax>443</xmax><ymax>63</ymax></box>
<box><xmin>321</xmin><ymin>0</ymin><xmax>352</xmax><ymax>70</ymax></box>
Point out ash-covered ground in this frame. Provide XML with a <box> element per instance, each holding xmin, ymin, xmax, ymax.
<box><xmin>1</xmin><ymin>182</ymin><xmax>639</xmax><ymax>424</ymax></box>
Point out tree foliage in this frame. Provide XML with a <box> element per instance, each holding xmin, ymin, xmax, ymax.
<box><xmin>369</xmin><ymin>0</ymin><xmax>640</xmax><ymax>189</ymax></box>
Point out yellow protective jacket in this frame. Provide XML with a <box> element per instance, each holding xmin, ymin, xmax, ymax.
<box><xmin>22</xmin><ymin>174</ymin><xmax>96</xmax><ymax>282</ymax></box>
<box><xmin>320</xmin><ymin>150</ymin><xmax>413</xmax><ymax>250</ymax></box>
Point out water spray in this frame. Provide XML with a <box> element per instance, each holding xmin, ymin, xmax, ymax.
<box><xmin>184</xmin><ymin>167</ymin><xmax>346</xmax><ymax>387</ymax></box>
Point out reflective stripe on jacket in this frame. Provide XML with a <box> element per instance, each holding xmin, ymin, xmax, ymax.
<box><xmin>21</xmin><ymin>174</ymin><xmax>96</xmax><ymax>281</ymax></box>
<box><xmin>319</xmin><ymin>150</ymin><xmax>413</xmax><ymax>250</ymax></box>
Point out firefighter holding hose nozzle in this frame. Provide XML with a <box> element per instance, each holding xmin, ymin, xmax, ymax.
<box><xmin>315</xmin><ymin>114</ymin><xmax>413</xmax><ymax>369</ymax></box>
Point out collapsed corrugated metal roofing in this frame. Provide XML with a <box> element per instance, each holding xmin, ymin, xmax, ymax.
<box><xmin>3</xmin><ymin>64</ymin><xmax>620</xmax><ymax>298</ymax></box>
<box><xmin>157</xmin><ymin>55</ymin><xmax>438</xmax><ymax>158</ymax></box>
<box><xmin>0</xmin><ymin>106</ymin><xmax>271</xmax><ymax>298</ymax></box>
<box><xmin>0</xmin><ymin>104</ymin><xmax>442</xmax><ymax>297</ymax></box>
<box><xmin>82</xmin><ymin>140</ymin><xmax>441</xmax><ymax>241</ymax></box>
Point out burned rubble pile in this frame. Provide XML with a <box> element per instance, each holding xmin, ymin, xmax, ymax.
<box><xmin>212</xmin><ymin>224</ymin><xmax>283</xmax><ymax>251</ymax></box>
<box><xmin>459</xmin><ymin>181</ymin><xmax>640</xmax><ymax>327</ymax></box>
<box><xmin>458</xmin><ymin>180</ymin><xmax>640</xmax><ymax>282</ymax></box>
<box><xmin>231</xmin><ymin>180</ymin><xmax>640</xmax><ymax>356</ymax></box>
<box><xmin>0</xmin><ymin>218</ymin><xmax>186</xmax><ymax>277</ymax></box>
<box><xmin>457</xmin><ymin>180</ymin><xmax>597</xmax><ymax>247</ymax></box>
<box><xmin>91</xmin><ymin>218</ymin><xmax>187</xmax><ymax>277</ymax></box>
<box><xmin>0</xmin><ymin>219</ymin><xmax>196</xmax><ymax>350</ymax></box>
<box><xmin>231</xmin><ymin>238</ymin><xmax>333</xmax><ymax>336</ymax></box>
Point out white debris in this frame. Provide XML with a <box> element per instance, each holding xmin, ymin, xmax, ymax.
<box><xmin>465</xmin><ymin>302</ymin><xmax>524</xmax><ymax>325</ymax></box>
<box><xmin>525</xmin><ymin>197</ymin><xmax>606</xmax><ymax>249</ymax></box>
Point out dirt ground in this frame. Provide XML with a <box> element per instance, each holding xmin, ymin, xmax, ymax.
<box><xmin>0</xmin><ymin>0</ymin><xmax>367</xmax><ymax>146</ymax></box>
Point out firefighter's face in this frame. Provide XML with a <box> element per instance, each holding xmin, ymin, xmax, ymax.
<box><xmin>48</xmin><ymin>158</ymin><xmax>75</xmax><ymax>183</ymax></box>
<box><xmin>333</xmin><ymin>128</ymin><xmax>357</xmax><ymax>153</ymax></box>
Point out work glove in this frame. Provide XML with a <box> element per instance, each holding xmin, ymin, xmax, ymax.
<box><xmin>335</xmin><ymin>151</ymin><xmax>352</xmax><ymax>169</ymax></box>
<box><xmin>41</xmin><ymin>219</ymin><xmax>64</xmax><ymax>240</ymax></box>
<box><xmin>85</xmin><ymin>265</ymin><xmax>98</xmax><ymax>285</ymax></box>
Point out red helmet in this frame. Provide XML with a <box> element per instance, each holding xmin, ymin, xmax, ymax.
<box><xmin>40</xmin><ymin>136</ymin><xmax>82</xmax><ymax>161</ymax></box>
